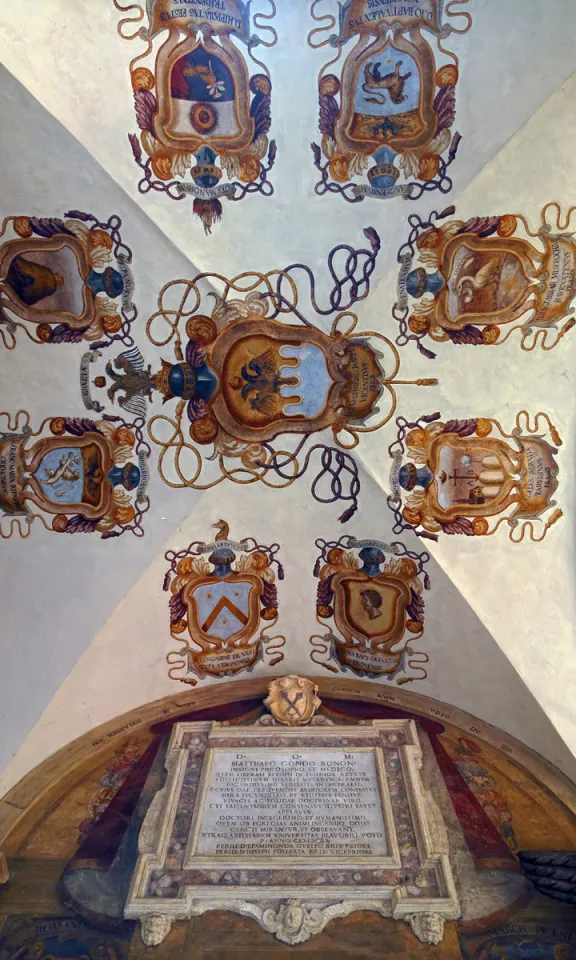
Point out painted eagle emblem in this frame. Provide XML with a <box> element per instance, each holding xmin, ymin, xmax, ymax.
<box><xmin>229</xmin><ymin>349</ymin><xmax>299</xmax><ymax>415</ymax></box>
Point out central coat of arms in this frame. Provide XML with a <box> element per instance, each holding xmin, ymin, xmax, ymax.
<box><xmin>164</xmin><ymin>520</ymin><xmax>285</xmax><ymax>683</ymax></box>
<box><xmin>92</xmin><ymin>228</ymin><xmax>435</xmax><ymax>521</ymax></box>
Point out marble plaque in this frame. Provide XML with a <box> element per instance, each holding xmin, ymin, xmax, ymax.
<box><xmin>125</xmin><ymin>718</ymin><xmax>460</xmax><ymax>946</ymax></box>
<box><xmin>192</xmin><ymin>748</ymin><xmax>388</xmax><ymax>859</ymax></box>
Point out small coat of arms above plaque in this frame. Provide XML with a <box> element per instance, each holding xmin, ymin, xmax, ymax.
<box><xmin>164</xmin><ymin>520</ymin><xmax>285</xmax><ymax>684</ymax></box>
<box><xmin>310</xmin><ymin>534</ymin><xmax>431</xmax><ymax>684</ymax></box>
<box><xmin>264</xmin><ymin>676</ymin><xmax>322</xmax><ymax>726</ymax></box>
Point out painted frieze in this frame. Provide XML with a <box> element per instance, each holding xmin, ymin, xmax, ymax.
<box><xmin>388</xmin><ymin>411</ymin><xmax>563</xmax><ymax>543</ymax></box>
<box><xmin>0</xmin><ymin>412</ymin><xmax>150</xmax><ymax>540</ymax></box>
<box><xmin>393</xmin><ymin>203</ymin><xmax>576</xmax><ymax>356</ymax></box>
<box><xmin>164</xmin><ymin>519</ymin><xmax>285</xmax><ymax>684</ymax></box>
<box><xmin>310</xmin><ymin>534</ymin><xmax>430</xmax><ymax>684</ymax></box>
<box><xmin>96</xmin><ymin>228</ymin><xmax>434</xmax><ymax>520</ymax></box>
<box><xmin>309</xmin><ymin>0</ymin><xmax>471</xmax><ymax>203</ymax></box>
<box><xmin>0</xmin><ymin>212</ymin><xmax>136</xmax><ymax>350</ymax></box>
<box><xmin>114</xmin><ymin>0</ymin><xmax>277</xmax><ymax>233</ymax></box>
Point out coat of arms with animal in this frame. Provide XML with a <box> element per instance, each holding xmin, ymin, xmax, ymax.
<box><xmin>308</xmin><ymin>0</ymin><xmax>472</xmax><ymax>203</ymax></box>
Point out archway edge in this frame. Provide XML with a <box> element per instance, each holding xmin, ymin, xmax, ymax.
<box><xmin>1</xmin><ymin>675</ymin><xmax>575</xmax><ymax>857</ymax></box>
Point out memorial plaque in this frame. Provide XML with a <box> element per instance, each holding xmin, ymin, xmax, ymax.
<box><xmin>191</xmin><ymin>748</ymin><xmax>388</xmax><ymax>860</ymax></box>
<box><xmin>125</xmin><ymin>716</ymin><xmax>460</xmax><ymax>947</ymax></box>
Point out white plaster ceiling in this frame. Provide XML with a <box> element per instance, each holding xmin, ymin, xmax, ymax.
<box><xmin>0</xmin><ymin>0</ymin><xmax>575</xmax><ymax>794</ymax></box>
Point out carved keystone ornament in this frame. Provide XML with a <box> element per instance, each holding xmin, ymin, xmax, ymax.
<box><xmin>264</xmin><ymin>675</ymin><xmax>322</xmax><ymax>726</ymax></box>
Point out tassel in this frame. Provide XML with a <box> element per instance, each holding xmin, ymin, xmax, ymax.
<box><xmin>193</xmin><ymin>199</ymin><xmax>223</xmax><ymax>235</ymax></box>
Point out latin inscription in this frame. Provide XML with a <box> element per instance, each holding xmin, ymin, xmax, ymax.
<box><xmin>194</xmin><ymin>748</ymin><xmax>388</xmax><ymax>858</ymax></box>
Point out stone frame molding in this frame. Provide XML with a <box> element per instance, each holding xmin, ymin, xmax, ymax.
<box><xmin>124</xmin><ymin>718</ymin><xmax>460</xmax><ymax>944</ymax></box>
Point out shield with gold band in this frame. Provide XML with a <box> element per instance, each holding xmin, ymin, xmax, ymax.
<box><xmin>183</xmin><ymin>572</ymin><xmax>263</xmax><ymax>650</ymax></box>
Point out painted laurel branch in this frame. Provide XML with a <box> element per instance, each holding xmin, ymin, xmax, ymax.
<box><xmin>0</xmin><ymin>411</ymin><xmax>150</xmax><ymax>540</ymax></box>
<box><xmin>387</xmin><ymin>411</ymin><xmax>563</xmax><ymax>544</ymax></box>
<box><xmin>163</xmin><ymin>522</ymin><xmax>285</xmax><ymax>686</ymax></box>
<box><xmin>393</xmin><ymin>202</ymin><xmax>576</xmax><ymax>358</ymax></box>
<box><xmin>117</xmin><ymin>0</ymin><xmax>278</xmax><ymax>233</ymax></box>
<box><xmin>309</xmin><ymin>534</ymin><xmax>431</xmax><ymax>685</ymax></box>
<box><xmin>141</xmin><ymin>229</ymin><xmax>435</xmax><ymax>522</ymax></box>
<box><xmin>0</xmin><ymin>212</ymin><xmax>137</xmax><ymax>352</ymax></box>
<box><xmin>308</xmin><ymin>0</ymin><xmax>471</xmax><ymax>204</ymax></box>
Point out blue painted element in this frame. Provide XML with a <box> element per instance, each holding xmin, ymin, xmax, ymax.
<box><xmin>194</xmin><ymin>580</ymin><xmax>253</xmax><ymax>640</ymax></box>
<box><xmin>279</xmin><ymin>344</ymin><xmax>333</xmax><ymax>418</ymax></box>
<box><xmin>359</xmin><ymin>546</ymin><xmax>385</xmax><ymax>577</ymax></box>
<box><xmin>36</xmin><ymin>448</ymin><xmax>84</xmax><ymax>503</ymax></box>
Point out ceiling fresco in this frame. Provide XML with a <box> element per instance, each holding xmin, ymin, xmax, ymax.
<box><xmin>0</xmin><ymin>0</ymin><xmax>576</xmax><ymax>803</ymax></box>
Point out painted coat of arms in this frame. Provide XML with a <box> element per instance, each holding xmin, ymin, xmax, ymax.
<box><xmin>0</xmin><ymin>412</ymin><xmax>150</xmax><ymax>540</ymax></box>
<box><xmin>95</xmin><ymin>228</ymin><xmax>434</xmax><ymax>520</ymax></box>
<box><xmin>114</xmin><ymin>0</ymin><xmax>277</xmax><ymax>233</ymax></box>
<box><xmin>0</xmin><ymin>211</ymin><xmax>136</xmax><ymax>350</ymax></box>
<box><xmin>310</xmin><ymin>534</ymin><xmax>430</xmax><ymax>684</ymax></box>
<box><xmin>393</xmin><ymin>203</ymin><xmax>576</xmax><ymax>357</ymax></box>
<box><xmin>309</xmin><ymin>0</ymin><xmax>471</xmax><ymax>203</ymax></box>
<box><xmin>388</xmin><ymin>412</ymin><xmax>563</xmax><ymax>543</ymax></box>
<box><xmin>164</xmin><ymin>519</ymin><xmax>285</xmax><ymax>683</ymax></box>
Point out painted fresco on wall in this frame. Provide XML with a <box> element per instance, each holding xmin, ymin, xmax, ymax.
<box><xmin>393</xmin><ymin>203</ymin><xmax>576</xmax><ymax>357</ymax></box>
<box><xmin>164</xmin><ymin>520</ymin><xmax>285</xmax><ymax>683</ymax></box>
<box><xmin>308</xmin><ymin>0</ymin><xmax>471</xmax><ymax>203</ymax></box>
<box><xmin>459</xmin><ymin>922</ymin><xmax>576</xmax><ymax>959</ymax></box>
<box><xmin>114</xmin><ymin>0</ymin><xmax>277</xmax><ymax>234</ymax></box>
<box><xmin>2</xmin><ymin>695</ymin><xmax>576</xmax><ymax>957</ymax></box>
<box><xmin>388</xmin><ymin>411</ymin><xmax>562</xmax><ymax>543</ymax></box>
<box><xmin>0</xmin><ymin>918</ymin><xmax>129</xmax><ymax>960</ymax></box>
<box><xmin>310</xmin><ymin>534</ymin><xmax>431</xmax><ymax>684</ymax></box>
<box><xmin>103</xmin><ymin>228</ymin><xmax>433</xmax><ymax>521</ymax></box>
<box><xmin>0</xmin><ymin>412</ymin><xmax>150</xmax><ymax>540</ymax></box>
<box><xmin>0</xmin><ymin>213</ymin><xmax>136</xmax><ymax>350</ymax></box>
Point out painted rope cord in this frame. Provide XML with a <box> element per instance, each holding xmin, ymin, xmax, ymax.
<box><xmin>114</xmin><ymin>0</ymin><xmax>278</xmax><ymax>234</ymax></box>
<box><xmin>92</xmin><ymin>227</ymin><xmax>435</xmax><ymax>521</ymax></box>
<box><xmin>164</xmin><ymin>519</ymin><xmax>285</xmax><ymax>684</ymax></box>
<box><xmin>388</xmin><ymin>411</ymin><xmax>563</xmax><ymax>543</ymax></box>
<box><xmin>0</xmin><ymin>212</ymin><xmax>137</xmax><ymax>351</ymax></box>
<box><xmin>310</xmin><ymin>534</ymin><xmax>430</xmax><ymax>685</ymax></box>
<box><xmin>393</xmin><ymin>202</ymin><xmax>576</xmax><ymax>357</ymax></box>
<box><xmin>309</xmin><ymin>0</ymin><xmax>472</xmax><ymax>203</ymax></box>
<box><xmin>0</xmin><ymin>411</ymin><xmax>150</xmax><ymax>540</ymax></box>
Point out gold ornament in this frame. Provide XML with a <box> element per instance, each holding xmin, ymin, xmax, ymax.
<box><xmin>264</xmin><ymin>675</ymin><xmax>321</xmax><ymax>726</ymax></box>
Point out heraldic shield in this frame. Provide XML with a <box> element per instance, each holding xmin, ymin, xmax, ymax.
<box><xmin>393</xmin><ymin>203</ymin><xmax>576</xmax><ymax>357</ymax></box>
<box><xmin>0</xmin><ymin>411</ymin><xmax>150</xmax><ymax>540</ymax></box>
<box><xmin>114</xmin><ymin>0</ymin><xmax>278</xmax><ymax>233</ymax></box>
<box><xmin>388</xmin><ymin>411</ymin><xmax>563</xmax><ymax>543</ymax></box>
<box><xmin>310</xmin><ymin>535</ymin><xmax>431</xmax><ymax>685</ymax></box>
<box><xmin>164</xmin><ymin>520</ymin><xmax>285</xmax><ymax>684</ymax></box>
<box><xmin>0</xmin><ymin>211</ymin><xmax>137</xmax><ymax>350</ymax></box>
<box><xmin>309</xmin><ymin>0</ymin><xmax>472</xmax><ymax>202</ymax></box>
<box><xmin>118</xmin><ymin>227</ymin><xmax>435</xmax><ymax>522</ymax></box>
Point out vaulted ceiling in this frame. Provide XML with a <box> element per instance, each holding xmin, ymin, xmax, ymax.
<box><xmin>0</xmin><ymin>0</ymin><xmax>575</xmax><ymax>796</ymax></box>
